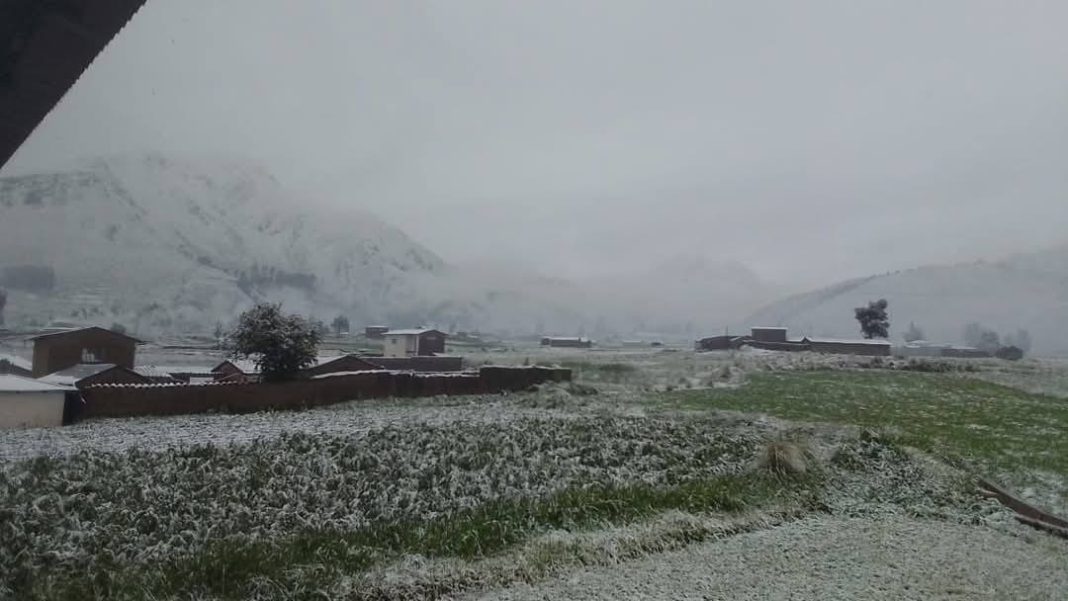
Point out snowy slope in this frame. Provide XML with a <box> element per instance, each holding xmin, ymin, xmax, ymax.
<box><xmin>0</xmin><ymin>154</ymin><xmax>779</xmax><ymax>337</ymax></box>
<box><xmin>0</xmin><ymin>155</ymin><xmax>442</xmax><ymax>332</ymax></box>
<box><xmin>746</xmin><ymin>248</ymin><xmax>1068</xmax><ymax>356</ymax></box>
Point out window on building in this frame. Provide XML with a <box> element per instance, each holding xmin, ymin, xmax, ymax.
<box><xmin>81</xmin><ymin>348</ymin><xmax>102</xmax><ymax>363</ymax></box>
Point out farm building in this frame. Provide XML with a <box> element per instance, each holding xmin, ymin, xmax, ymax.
<box><xmin>364</xmin><ymin>326</ymin><xmax>390</xmax><ymax>339</ymax></box>
<box><xmin>383</xmin><ymin>329</ymin><xmax>447</xmax><ymax>358</ymax></box>
<box><xmin>941</xmin><ymin>346</ymin><xmax>991</xmax><ymax>359</ymax></box>
<box><xmin>801</xmin><ymin>337</ymin><xmax>891</xmax><ymax>357</ymax></box>
<box><xmin>30</xmin><ymin>327</ymin><xmax>140</xmax><ymax>377</ymax></box>
<box><xmin>0</xmin><ymin>353</ymin><xmax>33</xmax><ymax>377</ymax></box>
<box><xmin>132</xmin><ymin>366</ymin><xmax>183</xmax><ymax>384</ymax></box>
<box><xmin>40</xmin><ymin>364</ymin><xmax>150</xmax><ymax>390</ymax></box>
<box><xmin>211</xmin><ymin>359</ymin><xmax>260</xmax><ymax>383</ymax></box>
<box><xmin>750</xmin><ymin>327</ymin><xmax>789</xmax><ymax>343</ymax></box>
<box><xmin>695</xmin><ymin>335</ymin><xmax>748</xmax><ymax>351</ymax></box>
<box><xmin>540</xmin><ymin>337</ymin><xmax>593</xmax><ymax>348</ymax></box>
<box><xmin>303</xmin><ymin>355</ymin><xmax>382</xmax><ymax>377</ymax></box>
<box><xmin>0</xmin><ymin>374</ymin><xmax>71</xmax><ymax>429</ymax></box>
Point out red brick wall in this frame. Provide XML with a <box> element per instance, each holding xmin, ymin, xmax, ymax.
<box><xmin>78</xmin><ymin>366</ymin><xmax>571</xmax><ymax>420</ymax></box>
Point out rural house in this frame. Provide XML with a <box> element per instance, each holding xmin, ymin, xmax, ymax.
<box><xmin>364</xmin><ymin>325</ymin><xmax>390</xmax><ymax>339</ymax></box>
<box><xmin>0</xmin><ymin>374</ymin><xmax>71</xmax><ymax>429</ymax></box>
<box><xmin>30</xmin><ymin>327</ymin><xmax>140</xmax><ymax>377</ymax></box>
<box><xmin>303</xmin><ymin>355</ymin><xmax>382</xmax><ymax>377</ymax></box>
<box><xmin>211</xmin><ymin>359</ymin><xmax>260</xmax><ymax>383</ymax></box>
<box><xmin>383</xmin><ymin>329</ymin><xmax>447</xmax><ymax>358</ymax></box>
<box><xmin>540</xmin><ymin>337</ymin><xmax>593</xmax><ymax>348</ymax></box>
<box><xmin>40</xmin><ymin>364</ymin><xmax>150</xmax><ymax>390</ymax></box>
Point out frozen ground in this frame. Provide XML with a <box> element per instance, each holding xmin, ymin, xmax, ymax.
<box><xmin>0</xmin><ymin>393</ymin><xmax>595</xmax><ymax>461</ymax></box>
<box><xmin>4</xmin><ymin>346</ymin><xmax>1068</xmax><ymax>599</ymax></box>
<box><xmin>466</xmin><ymin>515</ymin><xmax>1068</xmax><ymax>601</ymax></box>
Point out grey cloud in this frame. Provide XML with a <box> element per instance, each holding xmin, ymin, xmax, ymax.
<box><xmin>5</xmin><ymin>0</ymin><xmax>1067</xmax><ymax>288</ymax></box>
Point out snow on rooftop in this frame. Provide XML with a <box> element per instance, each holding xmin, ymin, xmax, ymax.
<box><xmin>803</xmin><ymin>337</ymin><xmax>891</xmax><ymax>345</ymax></box>
<box><xmin>384</xmin><ymin>329</ymin><xmax>441</xmax><ymax>336</ymax></box>
<box><xmin>0</xmin><ymin>353</ymin><xmax>32</xmax><ymax>370</ymax></box>
<box><xmin>0</xmin><ymin>374</ymin><xmax>71</xmax><ymax>393</ymax></box>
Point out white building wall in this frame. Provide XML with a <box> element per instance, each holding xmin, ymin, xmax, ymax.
<box><xmin>383</xmin><ymin>335</ymin><xmax>417</xmax><ymax>358</ymax></box>
<box><xmin>0</xmin><ymin>391</ymin><xmax>66</xmax><ymax>429</ymax></box>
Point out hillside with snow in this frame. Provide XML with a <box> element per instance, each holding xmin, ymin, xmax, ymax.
<box><xmin>746</xmin><ymin>246</ymin><xmax>1068</xmax><ymax>356</ymax></box>
<box><xmin>0</xmin><ymin>155</ymin><xmax>443</xmax><ymax>332</ymax></box>
<box><xmin>0</xmin><ymin>155</ymin><xmax>779</xmax><ymax>337</ymax></box>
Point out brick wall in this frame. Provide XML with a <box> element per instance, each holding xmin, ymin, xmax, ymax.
<box><xmin>76</xmin><ymin>366</ymin><xmax>571</xmax><ymax>420</ymax></box>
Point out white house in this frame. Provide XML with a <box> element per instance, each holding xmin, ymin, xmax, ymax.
<box><xmin>0</xmin><ymin>374</ymin><xmax>71</xmax><ymax>429</ymax></box>
<box><xmin>382</xmin><ymin>329</ymin><xmax>447</xmax><ymax>358</ymax></box>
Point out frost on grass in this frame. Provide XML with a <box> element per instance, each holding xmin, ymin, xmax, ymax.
<box><xmin>0</xmin><ymin>413</ymin><xmax>770</xmax><ymax>592</ymax></box>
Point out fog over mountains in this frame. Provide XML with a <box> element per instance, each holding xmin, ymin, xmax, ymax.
<box><xmin>1</xmin><ymin>155</ymin><xmax>1065</xmax><ymax>352</ymax></box>
<box><xmin>746</xmin><ymin>245</ymin><xmax>1068</xmax><ymax>356</ymax></box>
<box><xmin>0</xmin><ymin>155</ymin><xmax>772</xmax><ymax>337</ymax></box>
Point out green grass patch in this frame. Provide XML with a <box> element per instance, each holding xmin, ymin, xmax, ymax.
<box><xmin>670</xmin><ymin>370</ymin><xmax>1068</xmax><ymax>481</ymax></box>
<box><xmin>25</xmin><ymin>473</ymin><xmax>817</xmax><ymax>601</ymax></box>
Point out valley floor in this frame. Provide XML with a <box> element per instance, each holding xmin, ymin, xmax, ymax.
<box><xmin>2</xmin><ymin>348</ymin><xmax>1067</xmax><ymax>600</ymax></box>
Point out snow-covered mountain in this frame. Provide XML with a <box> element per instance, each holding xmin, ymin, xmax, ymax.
<box><xmin>0</xmin><ymin>154</ymin><xmax>779</xmax><ymax>337</ymax></box>
<box><xmin>0</xmin><ymin>155</ymin><xmax>443</xmax><ymax>332</ymax></box>
<box><xmin>746</xmin><ymin>246</ymin><xmax>1068</xmax><ymax>356</ymax></box>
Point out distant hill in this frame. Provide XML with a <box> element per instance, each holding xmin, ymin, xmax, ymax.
<box><xmin>746</xmin><ymin>246</ymin><xmax>1068</xmax><ymax>356</ymax></box>
<box><xmin>0</xmin><ymin>154</ymin><xmax>780</xmax><ymax>337</ymax></box>
<box><xmin>0</xmin><ymin>155</ymin><xmax>443</xmax><ymax>332</ymax></box>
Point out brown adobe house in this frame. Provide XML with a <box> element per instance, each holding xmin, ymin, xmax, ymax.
<box><xmin>39</xmin><ymin>363</ymin><xmax>150</xmax><ymax>390</ymax></box>
<box><xmin>303</xmin><ymin>355</ymin><xmax>382</xmax><ymax>377</ymax></box>
<box><xmin>211</xmin><ymin>359</ymin><xmax>260</xmax><ymax>383</ymax></box>
<box><xmin>31</xmin><ymin>327</ymin><xmax>141</xmax><ymax>377</ymax></box>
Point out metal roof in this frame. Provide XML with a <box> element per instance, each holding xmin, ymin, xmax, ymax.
<box><xmin>1</xmin><ymin>0</ymin><xmax>149</xmax><ymax>169</ymax></box>
<box><xmin>29</xmin><ymin>326</ymin><xmax>142</xmax><ymax>343</ymax></box>
<box><xmin>0</xmin><ymin>373</ymin><xmax>70</xmax><ymax>392</ymax></box>
<box><xmin>802</xmin><ymin>337</ymin><xmax>891</xmax><ymax>346</ymax></box>
<box><xmin>384</xmin><ymin>329</ymin><xmax>443</xmax><ymax>336</ymax></box>
<box><xmin>39</xmin><ymin>363</ymin><xmax>122</xmax><ymax>385</ymax></box>
<box><xmin>0</xmin><ymin>353</ymin><xmax>32</xmax><ymax>370</ymax></box>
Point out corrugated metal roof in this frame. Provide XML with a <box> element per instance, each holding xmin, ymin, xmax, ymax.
<box><xmin>0</xmin><ymin>353</ymin><xmax>32</xmax><ymax>370</ymax></box>
<box><xmin>1</xmin><ymin>0</ymin><xmax>149</xmax><ymax>169</ymax></box>
<box><xmin>384</xmin><ymin>329</ymin><xmax>443</xmax><ymax>336</ymax></box>
<box><xmin>0</xmin><ymin>374</ymin><xmax>70</xmax><ymax>392</ymax></box>
<box><xmin>39</xmin><ymin>363</ymin><xmax>124</xmax><ymax>385</ymax></box>
<box><xmin>802</xmin><ymin>337</ymin><xmax>891</xmax><ymax>346</ymax></box>
<box><xmin>29</xmin><ymin>326</ymin><xmax>142</xmax><ymax>343</ymax></box>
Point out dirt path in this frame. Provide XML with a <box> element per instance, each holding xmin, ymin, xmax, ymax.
<box><xmin>465</xmin><ymin>516</ymin><xmax>1068</xmax><ymax>600</ymax></box>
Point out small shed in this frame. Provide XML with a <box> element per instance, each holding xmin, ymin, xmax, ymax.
<box><xmin>303</xmin><ymin>355</ymin><xmax>383</xmax><ymax>377</ymax></box>
<box><xmin>39</xmin><ymin>364</ymin><xmax>151</xmax><ymax>390</ymax></box>
<box><xmin>695</xmin><ymin>335</ymin><xmax>747</xmax><ymax>351</ymax></box>
<box><xmin>383</xmin><ymin>329</ymin><xmax>447</xmax><ymax>358</ymax></box>
<box><xmin>211</xmin><ymin>359</ymin><xmax>260</xmax><ymax>382</ymax></box>
<box><xmin>0</xmin><ymin>374</ymin><xmax>71</xmax><ymax>429</ymax></box>
<box><xmin>751</xmin><ymin>327</ymin><xmax>789</xmax><ymax>343</ymax></box>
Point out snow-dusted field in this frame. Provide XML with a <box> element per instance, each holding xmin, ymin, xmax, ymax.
<box><xmin>4</xmin><ymin>347</ymin><xmax>1068</xmax><ymax>600</ymax></box>
<box><xmin>466</xmin><ymin>515</ymin><xmax>1068</xmax><ymax>601</ymax></box>
<box><xmin>0</xmin><ymin>394</ymin><xmax>589</xmax><ymax>461</ymax></box>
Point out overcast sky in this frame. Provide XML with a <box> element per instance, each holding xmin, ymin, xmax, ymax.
<box><xmin>5</xmin><ymin>0</ymin><xmax>1068</xmax><ymax>288</ymax></box>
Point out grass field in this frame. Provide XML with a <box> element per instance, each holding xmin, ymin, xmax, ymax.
<box><xmin>670</xmin><ymin>369</ymin><xmax>1068</xmax><ymax>509</ymax></box>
